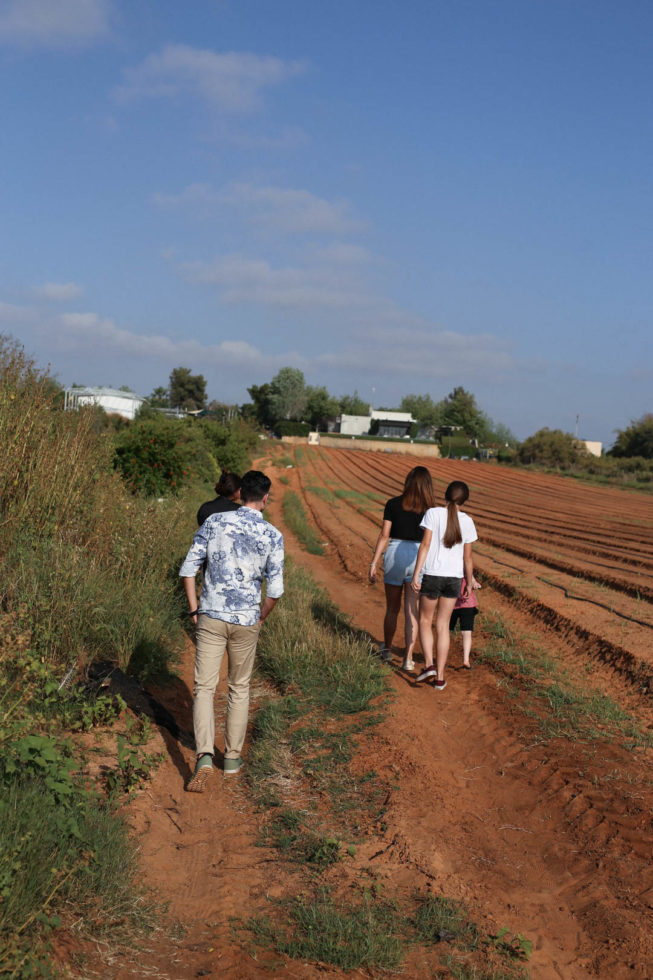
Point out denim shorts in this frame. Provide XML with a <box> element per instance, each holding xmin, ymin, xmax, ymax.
<box><xmin>420</xmin><ymin>574</ymin><xmax>463</xmax><ymax>599</ymax></box>
<box><xmin>383</xmin><ymin>539</ymin><xmax>420</xmax><ymax>586</ymax></box>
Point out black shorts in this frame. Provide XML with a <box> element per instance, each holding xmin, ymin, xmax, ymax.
<box><xmin>450</xmin><ymin>607</ymin><xmax>478</xmax><ymax>632</ymax></box>
<box><xmin>420</xmin><ymin>575</ymin><xmax>462</xmax><ymax>599</ymax></box>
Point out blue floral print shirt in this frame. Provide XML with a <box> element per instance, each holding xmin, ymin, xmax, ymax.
<box><xmin>179</xmin><ymin>507</ymin><xmax>284</xmax><ymax>626</ymax></box>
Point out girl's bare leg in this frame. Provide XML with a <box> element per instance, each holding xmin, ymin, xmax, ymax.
<box><xmin>418</xmin><ymin>595</ymin><xmax>437</xmax><ymax>667</ymax></box>
<box><xmin>435</xmin><ymin>597</ymin><xmax>458</xmax><ymax>681</ymax></box>
<box><xmin>461</xmin><ymin>630</ymin><xmax>472</xmax><ymax>667</ymax></box>
<box><xmin>403</xmin><ymin>583</ymin><xmax>419</xmax><ymax>660</ymax></box>
<box><xmin>383</xmin><ymin>584</ymin><xmax>402</xmax><ymax>650</ymax></box>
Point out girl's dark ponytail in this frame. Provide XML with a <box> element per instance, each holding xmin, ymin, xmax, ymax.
<box><xmin>443</xmin><ymin>481</ymin><xmax>469</xmax><ymax>548</ymax></box>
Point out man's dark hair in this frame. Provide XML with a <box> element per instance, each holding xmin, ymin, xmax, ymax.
<box><xmin>240</xmin><ymin>470</ymin><xmax>271</xmax><ymax>503</ymax></box>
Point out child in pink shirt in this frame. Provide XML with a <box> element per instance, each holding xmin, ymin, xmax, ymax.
<box><xmin>449</xmin><ymin>577</ymin><xmax>481</xmax><ymax>669</ymax></box>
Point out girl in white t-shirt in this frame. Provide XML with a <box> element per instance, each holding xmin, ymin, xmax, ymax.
<box><xmin>410</xmin><ymin>480</ymin><xmax>477</xmax><ymax>690</ymax></box>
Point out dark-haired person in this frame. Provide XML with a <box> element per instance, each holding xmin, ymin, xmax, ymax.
<box><xmin>410</xmin><ymin>480</ymin><xmax>477</xmax><ymax>690</ymax></box>
<box><xmin>369</xmin><ymin>466</ymin><xmax>436</xmax><ymax>670</ymax></box>
<box><xmin>180</xmin><ymin>470</ymin><xmax>284</xmax><ymax>791</ymax></box>
<box><xmin>197</xmin><ymin>471</ymin><xmax>242</xmax><ymax>526</ymax></box>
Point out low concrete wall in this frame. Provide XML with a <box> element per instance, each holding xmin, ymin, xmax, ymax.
<box><xmin>281</xmin><ymin>435</ymin><xmax>441</xmax><ymax>458</ymax></box>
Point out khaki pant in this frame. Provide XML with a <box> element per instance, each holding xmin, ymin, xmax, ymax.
<box><xmin>193</xmin><ymin>616</ymin><xmax>260</xmax><ymax>759</ymax></box>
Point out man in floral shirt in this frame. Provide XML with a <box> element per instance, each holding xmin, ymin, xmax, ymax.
<box><xmin>180</xmin><ymin>470</ymin><xmax>284</xmax><ymax>791</ymax></box>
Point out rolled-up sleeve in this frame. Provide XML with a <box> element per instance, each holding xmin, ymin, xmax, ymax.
<box><xmin>179</xmin><ymin>525</ymin><xmax>209</xmax><ymax>577</ymax></box>
<box><xmin>264</xmin><ymin>534</ymin><xmax>284</xmax><ymax>599</ymax></box>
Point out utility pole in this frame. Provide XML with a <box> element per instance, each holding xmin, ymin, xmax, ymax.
<box><xmin>575</xmin><ymin>414</ymin><xmax>579</xmax><ymax>439</ymax></box>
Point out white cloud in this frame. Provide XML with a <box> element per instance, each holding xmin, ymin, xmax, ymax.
<box><xmin>221</xmin><ymin>183</ymin><xmax>365</xmax><ymax>235</ymax></box>
<box><xmin>0</xmin><ymin>0</ymin><xmax>110</xmax><ymax>48</ymax></box>
<box><xmin>54</xmin><ymin>312</ymin><xmax>299</xmax><ymax>372</ymax></box>
<box><xmin>154</xmin><ymin>180</ymin><xmax>364</xmax><ymax>237</ymax></box>
<box><xmin>0</xmin><ymin>300</ymin><xmax>36</xmax><ymax>323</ymax></box>
<box><xmin>318</xmin><ymin>243</ymin><xmax>373</xmax><ymax>265</ymax></box>
<box><xmin>315</xmin><ymin>326</ymin><xmax>515</xmax><ymax>380</ymax></box>
<box><xmin>115</xmin><ymin>45</ymin><xmax>307</xmax><ymax>113</ymax></box>
<box><xmin>36</xmin><ymin>281</ymin><xmax>83</xmax><ymax>302</ymax></box>
<box><xmin>182</xmin><ymin>253</ymin><xmax>379</xmax><ymax>310</ymax></box>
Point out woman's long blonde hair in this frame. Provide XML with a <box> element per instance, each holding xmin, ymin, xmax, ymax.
<box><xmin>443</xmin><ymin>480</ymin><xmax>470</xmax><ymax>548</ymax></box>
<box><xmin>402</xmin><ymin>466</ymin><xmax>436</xmax><ymax>513</ymax></box>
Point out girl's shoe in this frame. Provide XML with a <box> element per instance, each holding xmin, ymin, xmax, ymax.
<box><xmin>416</xmin><ymin>665</ymin><xmax>437</xmax><ymax>682</ymax></box>
<box><xmin>402</xmin><ymin>658</ymin><xmax>415</xmax><ymax>671</ymax></box>
<box><xmin>433</xmin><ymin>679</ymin><xmax>447</xmax><ymax>691</ymax></box>
<box><xmin>377</xmin><ymin>644</ymin><xmax>393</xmax><ymax>663</ymax></box>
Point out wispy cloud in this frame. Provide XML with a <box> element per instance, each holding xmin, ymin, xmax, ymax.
<box><xmin>153</xmin><ymin>180</ymin><xmax>364</xmax><ymax>236</ymax></box>
<box><xmin>0</xmin><ymin>0</ymin><xmax>111</xmax><ymax>48</ymax></box>
<box><xmin>182</xmin><ymin>253</ymin><xmax>379</xmax><ymax>310</ymax></box>
<box><xmin>0</xmin><ymin>300</ymin><xmax>36</xmax><ymax>323</ymax></box>
<box><xmin>52</xmin><ymin>311</ymin><xmax>304</xmax><ymax>375</ymax></box>
<box><xmin>36</xmin><ymin>281</ymin><xmax>83</xmax><ymax>301</ymax></box>
<box><xmin>114</xmin><ymin>45</ymin><xmax>307</xmax><ymax>113</ymax></box>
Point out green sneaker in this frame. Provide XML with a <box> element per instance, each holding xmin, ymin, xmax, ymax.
<box><xmin>223</xmin><ymin>757</ymin><xmax>243</xmax><ymax>775</ymax></box>
<box><xmin>186</xmin><ymin>754</ymin><xmax>213</xmax><ymax>793</ymax></box>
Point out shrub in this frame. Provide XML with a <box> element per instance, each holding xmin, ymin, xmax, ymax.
<box><xmin>275</xmin><ymin>420</ymin><xmax>311</xmax><ymax>437</ymax></box>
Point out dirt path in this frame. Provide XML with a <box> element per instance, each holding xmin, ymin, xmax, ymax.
<box><xmin>83</xmin><ymin>448</ymin><xmax>652</xmax><ymax>979</ymax></box>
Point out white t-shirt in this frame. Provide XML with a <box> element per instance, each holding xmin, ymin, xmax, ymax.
<box><xmin>420</xmin><ymin>507</ymin><xmax>477</xmax><ymax>577</ymax></box>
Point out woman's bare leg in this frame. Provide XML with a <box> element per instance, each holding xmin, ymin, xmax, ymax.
<box><xmin>383</xmin><ymin>584</ymin><xmax>402</xmax><ymax>650</ymax></box>
<box><xmin>418</xmin><ymin>596</ymin><xmax>437</xmax><ymax>667</ymax></box>
<box><xmin>435</xmin><ymin>597</ymin><xmax>458</xmax><ymax>681</ymax></box>
<box><xmin>403</xmin><ymin>583</ymin><xmax>419</xmax><ymax>660</ymax></box>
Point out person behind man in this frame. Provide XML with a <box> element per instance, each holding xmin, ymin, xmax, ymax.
<box><xmin>180</xmin><ymin>470</ymin><xmax>284</xmax><ymax>791</ymax></box>
<box><xmin>196</xmin><ymin>470</ymin><xmax>242</xmax><ymax>526</ymax></box>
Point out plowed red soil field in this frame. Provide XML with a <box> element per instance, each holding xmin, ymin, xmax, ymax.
<box><xmin>84</xmin><ymin>446</ymin><xmax>652</xmax><ymax>980</ymax></box>
<box><xmin>265</xmin><ymin>446</ymin><xmax>653</xmax><ymax>978</ymax></box>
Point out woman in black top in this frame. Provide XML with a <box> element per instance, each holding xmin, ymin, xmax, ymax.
<box><xmin>197</xmin><ymin>471</ymin><xmax>242</xmax><ymax>526</ymax></box>
<box><xmin>369</xmin><ymin>466</ymin><xmax>436</xmax><ymax>670</ymax></box>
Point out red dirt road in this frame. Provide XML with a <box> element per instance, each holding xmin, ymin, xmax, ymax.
<box><xmin>83</xmin><ymin>447</ymin><xmax>652</xmax><ymax>979</ymax></box>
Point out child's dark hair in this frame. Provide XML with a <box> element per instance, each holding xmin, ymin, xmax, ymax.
<box><xmin>402</xmin><ymin>466</ymin><xmax>436</xmax><ymax>513</ymax></box>
<box><xmin>443</xmin><ymin>480</ymin><xmax>470</xmax><ymax>548</ymax></box>
<box><xmin>214</xmin><ymin>471</ymin><xmax>241</xmax><ymax>498</ymax></box>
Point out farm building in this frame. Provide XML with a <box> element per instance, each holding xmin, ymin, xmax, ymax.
<box><xmin>338</xmin><ymin>410</ymin><xmax>415</xmax><ymax>438</ymax></box>
<box><xmin>63</xmin><ymin>386</ymin><xmax>144</xmax><ymax>420</ymax></box>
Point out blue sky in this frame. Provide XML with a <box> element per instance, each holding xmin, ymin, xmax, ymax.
<box><xmin>1</xmin><ymin>0</ymin><xmax>651</xmax><ymax>446</ymax></box>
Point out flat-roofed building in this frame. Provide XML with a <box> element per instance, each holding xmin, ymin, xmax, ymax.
<box><xmin>64</xmin><ymin>386</ymin><xmax>144</xmax><ymax>420</ymax></box>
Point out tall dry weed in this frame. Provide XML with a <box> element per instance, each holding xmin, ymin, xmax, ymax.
<box><xmin>0</xmin><ymin>336</ymin><xmax>188</xmax><ymax>675</ymax></box>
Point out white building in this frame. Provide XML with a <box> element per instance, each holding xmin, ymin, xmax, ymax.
<box><xmin>339</xmin><ymin>410</ymin><xmax>415</xmax><ymax>438</ymax></box>
<box><xmin>63</xmin><ymin>386</ymin><xmax>144</xmax><ymax>420</ymax></box>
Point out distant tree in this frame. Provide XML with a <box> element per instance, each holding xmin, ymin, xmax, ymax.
<box><xmin>487</xmin><ymin>421</ymin><xmax>518</xmax><ymax>447</ymax></box>
<box><xmin>119</xmin><ymin>384</ymin><xmax>135</xmax><ymax>392</ymax></box>
<box><xmin>610</xmin><ymin>414</ymin><xmax>653</xmax><ymax>458</ymax></box>
<box><xmin>400</xmin><ymin>393</ymin><xmax>444</xmax><ymax>428</ymax></box>
<box><xmin>440</xmin><ymin>386</ymin><xmax>491</xmax><ymax>440</ymax></box>
<box><xmin>169</xmin><ymin>367</ymin><xmax>207</xmax><ymax>411</ymax></box>
<box><xmin>518</xmin><ymin>428</ymin><xmax>587</xmax><ymax>466</ymax></box>
<box><xmin>148</xmin><ymin>385</ymin><xmax>170</xmax><ymax>408</ymax></box>
<box><xmin>269</xmin><ymin>367</ymin><xmax>307</xmax><ymax>421</ymax></box>
<box><xmin>305</xmin><ymin>385</ymin><xmax>341</xmax><ymax>429</ymax></box>
<box><xmin>339</xmin><ymin>391</ymin><xmax>370</xmax><ymax>416</ymax></box>
<box><xmin>242</xmin><ymin>382</ymin><xmax>275</xmax><ymax>428</ymax></box>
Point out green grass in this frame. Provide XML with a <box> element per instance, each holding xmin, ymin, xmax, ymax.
<box><xmin>477</xmin><ymin>612</ymin><xmax>651</xmax><ymax>747</ymax></box>
<box><xmin>246</xmin><ymin>887</ymin><xmax>404</xmax><ymax>972</ymax></box>
<box><xmin>281</xmin><ymin>490</ymin><xmax>324</xmax><ymax>555</ymax></box>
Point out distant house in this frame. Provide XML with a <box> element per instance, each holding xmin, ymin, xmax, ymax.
<box><xmin>63</xmin><ymin>386</ymin><xmax>144</xmax><ymax>420</ymax></box>
<box><xmin>578</xmin><ymin>440</ymin><xmax>602</xmax><ymax>457</ymax></box>
<box><xmin>338</xmin><ymin>409</ymin><xmax>415</xmax><ymax>438</ymax></box>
